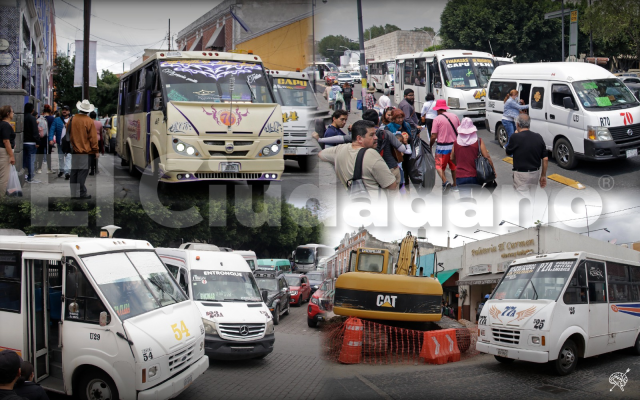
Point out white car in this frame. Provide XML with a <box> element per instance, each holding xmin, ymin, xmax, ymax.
<box><xmin>350</xmin><ymin>72</ymin><xmax>362</xmax><ymax>83</ymax></box>
<box><xmin>337</xmin><ymin>73</ymin><xmax>354</xmax><ymax>85</ymax></box>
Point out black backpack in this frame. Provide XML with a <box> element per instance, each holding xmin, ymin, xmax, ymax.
<box><xmin>62</xmin><ymin>117</ymin><xmax>74</xmax><ymax>154</ymax></box>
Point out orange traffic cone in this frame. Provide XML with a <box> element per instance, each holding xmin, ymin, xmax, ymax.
<box><xmin>338</xmin><ymin>317</ymin><xmax>364</xmax><ymax>364</ymax></box>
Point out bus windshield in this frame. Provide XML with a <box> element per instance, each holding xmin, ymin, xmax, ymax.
<box><xmin>160</xmin><ymin>60</ymin><xmax>275</xmax><ymax>104</ymax></box>
<box><xmin>441</xmin><ymin>57</ymin><xmax>495</xmax><ymax>89</ymax></box>
<box><xmin>82</xmin><ymin>251</ymin><xmax>187</xmax><ymax>321</ymax></box>
<box><xmin>572</xmin><ymin>79</ymin><xmax>639</xmax><ymax>110</ymax></box>
<box><xmin>273</xmin><ymin>78</ymin><xmax>318</xmax><ymax>107</ymax></box>
<box><xmin>492</xmin><ymin>260</ymin><xmax>577</xmax><ymax>301</ymax></box>
<box><xmin>190</xmin><ymin>270</ymin><xmax>261</xmax><ymax>302</ymax></box>
<box><xmin>295</xmin><ymin>248</ymin><xmax>315</xmax><ymax>264</ymax></box>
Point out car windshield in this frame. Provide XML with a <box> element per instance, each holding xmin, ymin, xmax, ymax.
<box><xmin>190</xmin><ymin>270</ymin><xmax>261</xmax><ymax>302</ymax></box>
<box><xmin>572</xmin><ymin>79</ymin><xmax>639</xmax><ymax>110</ymax></box>
<box><xmin>441</xmin><ymin>57</ymin><xmax>495</xmax><ymax>89</ymax></box>
<box><xmin>492</xmin><ymin>260</ymin><xmax>577</xmax><ymax>301</ymax></box>
<box><xmin>350</xmin><ymin>72</ymin><xmax>359</xmax><ymax>76</ymax></box>
<box><xmin>82</xmin><ymin>251</ymin><xmax>187</xmax><ymax>321</ymax></box>
<box><xmin>273</xmin><ymin>78</ymin><xmax>318</xmax><ymax>107</ymax></box>
<box><xmin>295</xmin><ymin>248</ymin><xmax>314</xmax><ymax>264</ymax></box>
<box><xmin>255</xmin><ymin>278</ymin><xmax>278</xmax><ymax>291</ymax></box>
<box><xmin>306</xmin><ymin>272</ymin><xmax>323</xmax><ymax>281</ymax></box>
<box><xmin>284</xmin><ymin>275</ymin><xmax>301</xmax><ymax>286</ymax></box>
<box><xmin>160</xmin><ymin>60</ymin><xmax>274</xmax><ymax>104</ymax></box>
<box><xmin>338</xmin><ymin>73</ymin><xmax>350</xmax><ymax>78</ymax></box>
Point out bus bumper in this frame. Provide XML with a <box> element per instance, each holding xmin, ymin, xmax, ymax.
<box><xmin>137</xmin><ymin>355</ymin><xmax>209</xmax><ymax>400</ymax></box>
<box><xmin>160</xmin><ymin>159</ymin><xmax>285</xmax><ymax>182</ymax></box>
<box><xmin>476</xmin><ymin>341</ymin><xmax>549</xmax><ymax>363</ymax></box>
<box><xmin>283</xmin><ymin>146</ymin><xmax>320</xmax><ymax>158</ymax></box>
<box><xmin>449</xmin><ymin>109</ymin><xmax>486</xmax><ymax>123</ymax></box>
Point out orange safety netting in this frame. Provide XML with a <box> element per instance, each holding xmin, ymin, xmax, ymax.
<box><xmin>322</xmin><ymin>317</ymin><xmax>479</xmax><ymax>365</ymax></box>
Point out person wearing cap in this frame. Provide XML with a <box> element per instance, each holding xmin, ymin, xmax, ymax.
<box><xmin>67</xmin><ymin>100</ymin><xmax>99</xmax><ymax>199</ymax></box>
<box><xmin>451</xmin><ymin>117</ymin><xmax>496</xmax><ymax>195</ymax></box>
<box><xmin>48</xmin><ymin>105</ymin><xmax>71</xmax><ymax>178</ymax></box>
<box><xmin>430</xmin><ymin>99</ymin><xmax>461</xmax><ymax>193</ymax></box>
<box><xmin>0</xmin><ymin>349</ymin><xmax>26</xmax><ymax>400</ymax></box>
<box><xmin>364</xmin><ymin>85</ymin><xmax>376</xmax><ymax>112</ymax></box>
<box><xmin>13</xmin><ymin>361</ymin><xmax>48</xmax><ymax>400</ymax></box>
<box><xmin>505</xmin><ymin>114</ymin><xmax>548</xmax><ymax>194</ymax></box>
<box><xmin>397</xmin><ymin>89</ymin><xmax>421</xmax><ymax>135</ymax></box>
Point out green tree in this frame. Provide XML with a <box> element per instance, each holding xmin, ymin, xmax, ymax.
<box><xmin>416</xmin><ymin>26</ymin><xmax>435</xmax><ymax>35</ymax></box>
<box><xmin>363</xmin><ymin>24</ymin><xmax>401</xmax><ymax>41</ymax></box>
<box><xmin>94</xmin><ymin>70</ymin><xmax>119</xmax><ymax>116</ymax></box>
<box><xmin>318</xmin><ymin>35</ymin><xmax>359</xmax><ymax>64</ymax></box>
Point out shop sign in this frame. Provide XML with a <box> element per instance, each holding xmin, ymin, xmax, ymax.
<box><xmin>469</xmin><ymin>264</ymin><xmax>491</xmax><ymax>275</ymax></box>
<box><xmin>0</xmin><ymin>53</ymin><xmax>13</xmax><ymax>66</ymax></box>
<box><xmin>471</xmin><ymin>239</ymin><xmax>536</xmax><ymax>258</ymax></box>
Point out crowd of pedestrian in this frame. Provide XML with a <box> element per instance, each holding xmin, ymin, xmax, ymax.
<box><xmin>0</xmin><ymin>349</ymin><xmax>49</xmax><ymax>400</ymax></box>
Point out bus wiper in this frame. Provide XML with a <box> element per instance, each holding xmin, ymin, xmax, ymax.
<box><xmin>148</xmin><ymin>277</ymin><xmax>179</xmax><ymax>304</ymax></box>
<box><xmin>530</xmin><ymin>281</ymin><xmax>539</xmax><ymax>300</ymax></box>
<box><xmin>224</xmin><ymin>298</ymin><xmax>259</xmax><ymax>302</ymax></box>
<box><xmin>246</xmin><ymin>81</ymin><xmax>256</xmax><ymax>102</ymax></box>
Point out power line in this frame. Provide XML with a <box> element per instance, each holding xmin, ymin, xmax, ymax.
<box><xmin>545</xmin><ymin>205</ymin><xmax>640</xmax><ymax>225</ymax></box>
<box><xmin>103</xmin><ymin>38</ymin><xmax>166</xmax><ymax>70</ymax></box>
<box><xmin>59</xmin><ymin>0</ymin><xmax>164</xmax><ymax>31</ymax></box>
<box><xmin>55</xmin><ymin>14</ymin><xmax>164</xmax><ymax>47</ymax></box>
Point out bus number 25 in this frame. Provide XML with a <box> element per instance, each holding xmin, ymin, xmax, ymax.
<box><xmin>600</xmin><ymin>117</ymin><xmax>610</xmax><ymax>126</ymax></box>
<box><xmin>171</xmin><ymin>321</ymin><xmax>191</xmax><ymax>340</ymax></box>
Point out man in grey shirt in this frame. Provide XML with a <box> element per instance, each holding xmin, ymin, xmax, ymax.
<box><xmin>397</xmin><ymin>89</ymin><xmax>421</xmax><ymax>135</ymax></box>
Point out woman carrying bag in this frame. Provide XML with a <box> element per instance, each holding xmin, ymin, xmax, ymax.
<box><xmin>0</xmin><ymin>106</ymin><xmax>17</xmax><ymax>197</ymax></box>
<box><xmin>451</xmin><ymin>118</ymin><xmax>496</xmax><ymax>197</ymax></box>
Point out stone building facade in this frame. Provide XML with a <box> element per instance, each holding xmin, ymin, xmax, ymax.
<box><xmin>364</xmin><ymin>30</ymin><xmax>433</xmax><ymax>63</ymax></box>
<box><xmin>0</xmin><ymin>0</ymin><xmax>57</xmax><ymax>179</ymax></box>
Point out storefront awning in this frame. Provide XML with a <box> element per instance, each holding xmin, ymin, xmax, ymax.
<box><xmin>456</xmin><ymin>272</ymin><xmax>504</xmax><ymax>286</ymax></box>
<box><xmin>436</xmin><ymin>269</ymin><xmax>457</xmax><ymax>284</ymax></box>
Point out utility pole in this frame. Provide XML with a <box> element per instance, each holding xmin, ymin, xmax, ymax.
<box><xmin>561</xmin><ymin>0</ymin><xmax>565</xmax><ymax>61</ymax></box>
<box><xmin>83</xmin><ymin>0</ymin><xmax>91</xmax><ymax>100</ymax></box>
<box><xmin>311</xmin><ymin>0</ymin><xmax>316</xmax><ymax>91</ymax></box>
<box><xmin>356</xmin><ymin>0</ymin><xmax>367</xmax><ymax>109</ymax></box>
<box><xmin>168</xmin><ymin>19</ymin><xmax>171</xmax><ymax>51</ymax></box>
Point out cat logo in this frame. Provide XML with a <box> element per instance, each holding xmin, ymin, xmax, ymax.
<box><xmin>376</xmin><ymin>294</ymin><xmax>397</xmax><ymax>308</ymax></box>
<box><xmin>473</xmin><ymin>89</ymin><xmax>486</xmax><ymax>99</ymax></box>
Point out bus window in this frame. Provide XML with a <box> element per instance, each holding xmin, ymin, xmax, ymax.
<box><xmin>0</xmin><ymin>251</ymin><xmax>21</xmax><ymax>312</ymax></box>
<box><xmin>586</xmin><ymin>261</ymin><xmax>607</xmax><ymax>303</ymax></box>
<box><xmin>563</xmin><ymin>262</ymin><xmax>587</xmax><ymax>304</ymax></box>
<box><xmin>608</xmin><ymin>263</ymin><xmax>631</xmax><ymax>303</ymax></box>
<box><xmin>65</xmin><ymin>258</ymin><xmax>109</xmax><ymax>323</ymax></box>
<box><xmin>415</xmin><ymin>59</ymin><xmax>426</xmax><ymax>86</ymax></box>
<box><xmin>404</xmin><ymin>60</ymin><xmax>414</xmax><ymax>85</ymax></box>
<box><xmin>489</xmin><ymin>81</ymin><xmax>517</xmax><ymax>101</ymax></box>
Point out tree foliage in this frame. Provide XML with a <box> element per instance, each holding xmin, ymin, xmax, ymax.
<box><xmin>318</xmin><ymin>35</ymin><xmax>360</xmax><ymax>64</ymax></box>
<box><xmin>363</xmin><ymin>24</ymin><xmax>401</xmax><ymax>41</ymax></box>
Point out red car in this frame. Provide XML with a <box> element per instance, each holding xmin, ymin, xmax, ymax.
<box><xmin>324</xmin><ymin>72</ymin><xmax>338</xmax><ymax>85</ymax></box>
<box><xmin>284</xmin><ymin>274</ymin><xmax>311</xmax><ymax>306</ymax></box>
<box><xmin>307</xmin><ymin>279</ymin><xmax>332</xmax><ymax>328</ymax></box>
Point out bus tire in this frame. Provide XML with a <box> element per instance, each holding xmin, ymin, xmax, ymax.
<box><xmin>127</xmin><ymin>147</ymin><xmax>140</xmax><ymax>177</ymax></box>
<box><xmin>77</xmin><ymin>369</ymin><xmax>119</xmax><ymax>400</ymax></box>
<box><xmin>494</xmin><ymin>355</ymin><xmax>514</xmax><ymax>364</ymax></box>
<box><xmin>497</xmin><ymin>123</ymin><xmax>508</xmax><ymax>147</ymax></box>
<box><xmin>554</xmin><ymin>138</ymin><xmax>578</xmax><ymax>169</ymax></box>
<box><xmin>273</xmin><ymin>305</ymin><xmax>280</xmax><ymax>325</ymax></box>
<box><xmin>297</xmin><ymin>156</ymin><xmax>318</xmax><ymax>172</ymax></box>
<box><xmin>632</xmin><ymin>332</ymin><xmax>640</xmax><ymax>355</ymax></box>
<box><xmin>553</xmin><ymin>339</ymin><xmax>578</xmax><ymax>376</ymax></box>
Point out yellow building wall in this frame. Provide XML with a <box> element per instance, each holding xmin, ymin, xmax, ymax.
<box><xmin>236</xmin><ymin>17</ymin><xmax>311</xmax><ymax>71</ymax></box>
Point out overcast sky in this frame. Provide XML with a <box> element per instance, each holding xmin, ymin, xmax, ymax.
<box><xmin>54</xmin><ymin>0</ymin><xmax>222</xmax><ymax>74</ymax></box>
<box><xmin>324</xmin><ymin>188</ymin><xmax>640</xmax><ymax>250</ymax></box>
<box><xmin>314</xmin><ymin>0</ymin><xmax>446</xmax><ymax>40</ymax></box>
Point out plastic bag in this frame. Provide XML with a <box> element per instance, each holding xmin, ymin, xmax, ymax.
<box><xmin>408</xmin><ymin>134</ymin><xmax>436</xmax><ymax>192</ymax></box>
<box><xmin>6</xmin><ymin>165</ymin><xmax>22</xmax><ymax>197</ymax></box>
<box><xmin>357</xmin><ymin>99</ymin><xmax>363</xmax><ymax>110</ymax></box>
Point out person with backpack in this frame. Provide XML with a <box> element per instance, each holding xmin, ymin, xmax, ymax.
<box><xmin>22</xmin><ymin>103</ymin><xmax>39</xmax><ymax>184</ymax></box>
<box><xmin>34</xmin><ymin>110</ymin><xmax>49</xmax><ymax>174</ymax></box>
<box><xmin>318</xmin><ymin>120</ymin><xmax>397</xmax><ymax>194</ymax></box>
<box><xmin>342</xmin><ymin>83</ymin><xmax>353</xmax><ymax>113</ymax></box>
<box><xmin>329</xmin><ymin>82</ymin><xmax>342</xmax><ymax>110</ymax></box>
<box><xmin>430</xmin><ymin>99</ymin><xmax>460</xmax><ymax>193</ymax></box>
<box><xmin>451</xmin><ymin>117</ymin><xmax>496</xmax><ymax>197</ymax></box>
<box><xmin>48</xmin><ymin>105</ymin><xmax>71</xmax><ymax>179</ymax></box>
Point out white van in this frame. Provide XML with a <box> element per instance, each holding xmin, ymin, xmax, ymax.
<box><xmin>486</xmin><ymin>62</ymin><xmax>640</xmax><ymax>169</ymax></box>
<box><xmin>234</xmin><ymin>250</ymin><xmax>258</xmax><ymax>272</ymax></box>
<box><xmin>0</xmin><ymin>235</ymin><xmax>208</xmax><ymax>400</ymax></box>
<box><xmin>476</xmin><ymin>251</ymin><xmax>640</xmax><ymax>375</ymax></box>
<box><xmin>156</xmin><ymin>248</ymin><xmax>275</xmax><ymax>360</ymax></box>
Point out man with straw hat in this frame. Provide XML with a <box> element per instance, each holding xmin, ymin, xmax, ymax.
<box><xmin>451</xmin><ymin>117</ymin><xmax>496</xmax><ymax>195</ymax></box>
<box><xmin>66</xmin><ymin>99</ymin><xmax>99</xmax><ymax>199</ymax></box>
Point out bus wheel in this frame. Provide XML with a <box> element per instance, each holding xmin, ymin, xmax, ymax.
<box><xmin>497</xmin><ymin>123</ymin><xmax>508</xmax><ymax>147</ymax></box>
<box><xmin>298</xmin><ymin>156</ymin><xmax>318</xmax><ymax>172</ymax></box>
<box><xmin>78</xmin><ymin>369</ymin><xmax>119</xmax><ymax>400</ymax></box>
<box><xmin>127</xmin><ymin>148</ymin><xmax>140</xmax><ymax>177</ymax></box>
<box><xmin>632</xmin><ymin>333</ymin><xmax>640</xmax><ymax>355</ymax></box>
<box><xmin>553</xmin><ymin>339</ymin><xmax>578</xmax><ymax>376</ymax></box>
<box><xmin>554</xmin><ymin>138</ymin><xmax>578</xmax><ymax>169</ymax></box>
<box><xmin>494</xmin><ymin>355</ymin><xmax>514</xmax><ymax>364</ymax></box>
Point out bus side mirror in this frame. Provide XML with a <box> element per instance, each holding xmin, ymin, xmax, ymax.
<box><xmin>99</xmin><ymin>311</ymin><xmax>108</xmax><ymax>327</ymax></box>
<box><xmin>434</xmin><ymin>81</ymin><xmax>442</xmax><ymax>89</ymax></box>
<box><xmin>563</xmin><ymin>96</ymin><xmax>576</xmax><ymax>109</ymax></box>
<box><xmin>153</xmin><ymin>94</ymin><xmax>164</xmax><ymax>111</ymax></box>
<box><xmin>261</xmin><ymin>290</ymin><xmax>269</xmax><ymax>303</ymax></box>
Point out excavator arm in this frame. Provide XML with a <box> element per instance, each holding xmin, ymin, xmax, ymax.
<box><xmin>395</xmin><ymin>232</ymin><xmax>418</xmax><ymax>276</ymax></box>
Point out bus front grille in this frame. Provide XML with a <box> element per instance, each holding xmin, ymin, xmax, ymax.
<box><xmin>195</xmin><ymin>172</ymin><xmax>262</xmax><ymax>180</ymax></box>
<box><xmin>492</xmin><ymin>328</ymin><xmax>520</xmax><ymax>345</ymax></box>
<box><xmin>209</xmin><ymin>151</ymin><xmax>249</xmax><ymax>157</ymax></box>
<box><xmin>168</xmin><ymin>343</ymin><xmax>195</xmax><ymax>372</ymax></box>
<box><xmin>467</xmin><ymin>102</ymin><xmax>486</xmax><ymax>110</ymax></box>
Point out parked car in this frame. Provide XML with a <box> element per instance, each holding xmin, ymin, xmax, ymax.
<box><xmin>337</xmin><ymin>73</ymin><xmax>353</xmax><ymax>85</ymax></box>
<box><xmin>324</xmin><ymin>72</ymin><xmax>338</xmax><ymax>85</ymax></box>
<box><xmin>254</xmin><ymin>270</ymin><xmax>291</xmax><ymax>324</ymax></box>
<box><xmin>620</xmin><ymin>77</ymin><xmax>640</xmax><ymax>100</ymax></box>
<box><xmin>256</xmin><ymin>258</ymin><xmax>291</xmax><ymax>273</ymax></box>
<box><xmin>305</xmin><ymin>271</ymin><xmax>324</xmax><ymax>295</ymax></box>
<box><xmin>350</xmin><ymin>71</ymin><xmax>362</xmax><ymax>83</ymax></box>
<box><xmin>283</xmin><ymin>273</ymin><xmax>311</xmax><ymax>306</ymax></box>
<box><xmin>307</xmin><ymin>279</ymin><xmax>333</xmax><ymax>328</ymax></box>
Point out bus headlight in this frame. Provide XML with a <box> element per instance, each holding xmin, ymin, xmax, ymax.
<box><xmin>202</xmin><ymin>318</ymin><xmax>218</xmax><ymax>336</ymax></box>
<box><xmin>587</xmin><ymin>125</ymin><xmax>613</xmax><ymax>141</ymax></box>
<box><xmin>148</xmin><ymin>365</ymin><xmax>158</xmax><ymax>378</ymax></box>
<box><xmin>262</xmin><ymin>147</ymin><xmax>271</xmax><ymax>156</ymax></box>
<box><xmin>448</xmin><ymin>97</ymin><xmax>461</xmax><ymax>109</ymax></box>
<box><xmin>176</xmin><ymin>143</ymin><xmax>185</xmax><ymax>152</ymax></box>
<box><xmin>532</xmin><ymin>336</ymin><xmax>540</xmax><ymax>345</ymax></box>
<box><xmin>186</xmin><ymin>146</ymin><xmax>195</xmax><ymax>155</ymax></box>
<box><xmin>173</xmin><ymin>139</ymin><xmax>200</xmax><ymax>157</ymax></box>
<box><xmin>270</xmin><ymin>144</ymin><xmax>279</xmax><ymax>153</ymax></box>
<box><xmin>259</xmin><ymin>140</ymin><xmax>282</xmax><ymax>157</ymax></box>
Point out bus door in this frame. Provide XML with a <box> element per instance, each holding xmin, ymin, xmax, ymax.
<box><xmin>586</xmin><ymin>260</ymin><xmax>609</xmax><ymax>355</ymax></box>
<box><xmin>414</xmin><ymin>59</ymin><xmax>427</xmax><ymax>112</ymax></box>
<box><xmin>124</xmin><ymin>68</ymin><xmax>149</xmax><ymax>167</ymax></box>
<box><xmin>395</xmin><ymin>60</ymin><xmax>404</xmax><ymax>104</ymax></box>
<box><xmin>23</xmin><ymin>252</ymin><xmax>63</xmax><ymax>382</ymax></box>
<box><xmin>425</xmin><ymin>58</ymin><xmax>435</xmax><ymax>96</ymax></box>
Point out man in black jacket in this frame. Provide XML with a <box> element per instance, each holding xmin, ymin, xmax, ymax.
<box><xmin>22</xmin><ymin>103</ymin><xmax>40</xmax><ymax>183</ymax></box>
<box><xmin>13</xmin><ymin>362</ymin><xmax>48</xmax><ymax>400</ymax></box>
<box><xmin>0</xmin><ymin>350</ymin><xmax>27</xmax><ymax>400</ymax></box>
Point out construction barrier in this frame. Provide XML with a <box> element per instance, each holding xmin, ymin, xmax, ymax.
<box><xmin>338</xmin><ymin>317</ymin><xmax>364</xmax><ymax>364</ymax></box>
<box><xmin>324</xmin><ymin>317</ymin><xmax>477</xmax><ymax>365</ymax></box>
<box><xmin>419</xmin><ymin>329</ymin><xmax>460</xmax><ymax>364</ymax></box>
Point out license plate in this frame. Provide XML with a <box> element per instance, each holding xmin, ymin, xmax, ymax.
<box><xmin>285</xmin><ymin>148</ymin><xmax>296</xmax><ymax>155</ymax></box>
<box><xmin>626</xmin><ymin>149</ymin><xmax>638</xmax><ymax>158</ymax></box>
<box><xmin>220</xmin><ymin>162</ymin><xmax>240</xmax><ymax>172</ymax></box>
<box><xmin>183</xmin><ymin>374</ymin><xmax>193</xmax><ymax>389</ymax></box>
<box><xmin>497</xmin><ymin>349</ymin><xmax>508</xmax><ymax>357</ymax></box>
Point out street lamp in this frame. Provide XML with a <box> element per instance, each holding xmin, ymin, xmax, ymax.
<box><xmin>584</xmin><ymin>204</ymin><xmax>602</xmax><ymax>237</ymax></box>
<box><xmin>499</xmin><ymin>220</ymin><xmax>526</xmax><ymax>229</ymax></box>
<box><xmin>474</xmin><ymin>229</ymin><xmax>499</xmax><ymax>236</ymax></box>
<box><xmin>414</xmin><ymin>27</ymin><xmax>438</xmax><ymax>47</ymax></box>
<box><xmin>580</xmin><ymin>228</ymin><xmax>610</xmax><ymax>235</ymax></box>
<box><xmin>311</xmin><ymin>0</ymin><xmax>329</xmax><ymax>90</ymax></box>
<box><xmin>453</xmin><ymin>234</ymin><xmax>477</xmax><ymax>241</ymax></box>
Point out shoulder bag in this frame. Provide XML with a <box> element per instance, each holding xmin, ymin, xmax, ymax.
<box><xmin>347</xmin><ymin>148</ymin><xmax>370</xmax><ymax>198</ymax></box>
<box><xmin>62</xmin><ymin>117</ymin><xmax>74</xmax><ymax>154</ymax></box>
<box><xmin>475</xmin><ymin>138</ymin><xmax>495</xmax><ymax>185</ymax></box>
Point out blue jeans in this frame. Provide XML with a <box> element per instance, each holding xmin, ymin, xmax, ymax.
<box><xmin>503</xmin><ymin>120</ymin><xmax>516</xmax><ymax>148</ymax></box>
<box><xmin>57</xmin><ymin>145</ymin><xmax>70</xmax><ymax>174</ymax></box>
<box><xmin>23</xmin><ymin>144</ymin><xmax>36</xmax><ymax>181</ymax></box>
<box><xmin>456</xmin><ymin>176</ymin><xmax>479</xmax><ymax>197</ymax></box>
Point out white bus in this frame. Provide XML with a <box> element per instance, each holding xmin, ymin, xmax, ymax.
<box><xmin>268</xmin><ymin>70</ymin><xmax>329</xmax><ymax>172</ymax></box>
<box><xmin>368</xmin><ymin>60</ymin><xmax>395</xmax><ymax>93</ymax></box>
<box><xmin>0</xmin><ymin>234</ymin><xmax>208</xmax><ymax>399</ymax></box>
<box><xmin>394</xmin><ymin>50</ymin><xmax>496</xmax><ymax>122</ymax></box>
<box><xmin>116</xmin><ymin>51</ymin><xmax>284</xmax><ymax>188</ymax></box>
<box><xmin>477</xmin><ymin>251</ymin><xmax>640</xmax><ymax>375</ymax></box>
<box><xmin>303</xmin><ymin>61</ymin><xmax>339</xmax><ymax>82</ymax></box>
<box><xmin>292</xmin><ymin>244</ymin><xmax>334</xmax><ymax>273</ymax></box>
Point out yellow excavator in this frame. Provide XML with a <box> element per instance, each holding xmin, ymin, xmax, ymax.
<box><xmin>333</xmin><ymin>232</ymin><xmax>443</xmax><ymax>322</ymax></box>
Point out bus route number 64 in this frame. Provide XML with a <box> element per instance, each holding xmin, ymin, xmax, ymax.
<box><xmin>171</xmin><ymin>321</ymin><xmax>191</xmax><ymax>340</ymax></box>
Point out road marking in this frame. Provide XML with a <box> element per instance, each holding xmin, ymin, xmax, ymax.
<box><xmin>503</xmin><ymin>157</ymin><xmax>513</xmax><ymax>165</ymax></box>
<box><xmin>548</xmin><ymin>174</ymin><xmax>585</xmax><ymax>190</ymax></box>
<box><xmin>355</xmin><ymin>373</ymin><xmax>393</xmax><ymax>400</ymax></box>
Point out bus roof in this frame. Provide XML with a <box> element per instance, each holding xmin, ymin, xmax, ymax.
<box><xmin>491</xmin><ymin>62</ymin><xmax>614</xmax><ymax>82</ymax></box>
<box><xmin>157</xmin><ymin>248</ymin><xmax>250</xmax><ymax>272</ymax></box>
<box><xmin>268</xmin><ymin>70</ymin><xmax>311</xmax><ymax>80</ymax></box>
<box><xmin>396</xmin><ymin>49</ymin><xmax>494</xmax><ymax>61</ymax></box>
<box><xmin>120</xmin><ymin>51</ymin><xmax>265</xmax><ymax>80</ymax></box>
<box><xmin>0</xmin><ymin>235</ymin><xmax>153</xmax><ymax>256</ymax></box>
<box><xmin>509</xmin><ymin>251</ymin><xmax>640</xmax><ymax>266</ymax></box>
<box><xmin>367</xmin><ymin>59</ymin><xmax>394</xmax><ymax>64</ymax></box>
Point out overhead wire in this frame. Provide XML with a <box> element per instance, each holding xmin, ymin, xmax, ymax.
<box><xmin>58</xmin><ymin>0</ymin><xmax>165</xmax><ymax>31</ymax></box>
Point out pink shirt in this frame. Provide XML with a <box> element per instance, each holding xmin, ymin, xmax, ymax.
<box><xmin>431</xmin><ymin>112</ymin><xmax>460</xmax><ymax>144</ymax></box>
<box><xmin>93</xmin><ymin>121</ymin><xmax>103</xmax><ymax>141</ymax></box>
